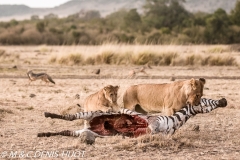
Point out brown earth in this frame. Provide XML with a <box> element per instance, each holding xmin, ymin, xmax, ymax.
<box><xmin>0</xmin><ymin>45</ymin><xmax>240</xmax><ymax>159</ymax></box>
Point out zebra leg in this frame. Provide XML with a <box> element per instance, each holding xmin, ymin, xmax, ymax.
<box><xmin>197</xmin><ymin>98</ymin><xmax>227</xmax><ymax>113</ymax></box>
<box><xmin>149</xmin><ymin>98</ymin><xmax>227</xmax><ymax>135</ymax></box>
<box><xmin>44</xmin><ymin>110</ymin><xmax>106</xmax><ymax>121</ymax></box>
<box><xmin>37</xmin><ymin>129</ymin><xmax>102</xmax><ymax>144</ymax></box>
<box><xmin>37</xmin><ymin>130</ymin><xmax>74</xmax><ymax>137</ymax></box>
<box><xmin>44</xmin><ymin>112</ymin><xmax>76</xmax><ymax>121</ymax></box>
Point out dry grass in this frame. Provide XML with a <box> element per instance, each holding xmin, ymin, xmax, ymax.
<box><xmin>0</xmin><ymin>49</ymin><xmax>19</xmax><ymax>64</ymax></box>
<box><xmin>0</xmin><ymin>108</ymin><xmax>13</xmax><ymax>121</ymax></box>
<box><xmin>207</xmin><ymin>46</ymin><xmax>230</xmax><ymax>53</ymax></box>
<box><xmin>0</xmin><ymin>44</ymin><xmax>239</xmax><ymax>66</ymax></box>
<box><xmin>50</xmin><ymin>50</ymin><xmax>238</xmax><ymax>66</ymax></box>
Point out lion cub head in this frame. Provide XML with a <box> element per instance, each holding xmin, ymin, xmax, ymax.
<box><xmin>186</xmin><ymin>78</ymin><xmax>206</xmax><ymax>106</ymax></box>
<box><xmin>103</xmin><ymin>85</ymin><xmax>119</xmax><ymax>104</ymax></box>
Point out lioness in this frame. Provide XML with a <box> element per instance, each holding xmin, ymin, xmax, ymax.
<box><xmin>123</xmin><ymin>78</ymin><xmax>205</xmax><ymax>116</ymax></box>
<box><xmin>84</xmin><ymin>85</ymin><xmax>120</xmax><ymax>113</ymax></box>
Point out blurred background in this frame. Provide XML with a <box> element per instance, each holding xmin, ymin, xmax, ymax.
<box><xmin>0</xmin><ymin>0</ymin><xmax>240</xmax><ymax>45</ymax></box>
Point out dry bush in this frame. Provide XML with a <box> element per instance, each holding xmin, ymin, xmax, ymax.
<box><xmin>201</xmin><ymin>55</ymin><xmax>237</xmax><ymax>66</ymax></box>
<box><xmin>159</xmin><ymin>52</ymin><xmax>178</xmax><ymax>65</ymax></box>
<box><xmin>95</xmin><ymin>51</ymin><xmax>117</xmax><ymax>64</ymax></box>
<box><xmin>207</xmin><ymin>46</ymin><xmax>229</xmax><ymax>53</ymax></box>
<box><xmin>57</xmin><ymin>53</ymin><xmax>84</xmax><ymax>65</ymax></box>
<box><xmin>85</xmin><ymin>57</ymin><xmax>95</xmax><ymax>65</ymax></box>
<box><xmin>183</xmin><ymin>54</ymin><xmax>202</xmax><ymax>66</ymax></box>
<box><xmin>48</xmin><ymin>56</ymin><xmax>57</xmax><ymax>64</ymax></box>
<box><xmin>132</xmin><ymin>51</ymin><xmax>160</xmax><ymax>65</ymax></box>
<box><xmin>116</xmin><ymin>51</ymin><xmax>134</xmax><ymax>65</ymax></box>
<box><xmin>68</xmin><ymin>54</ymin><xmax>84</xmax><ymax>65</ymax></box>
<box><xmin>47</xmin><ymin>45</ymin><xmax>238</xmax><ymax>66</ymax></box>
<box><xmin>20</xmin><ymin>29</ymin><xmax>42</xmax><ymax>44</ymax></box>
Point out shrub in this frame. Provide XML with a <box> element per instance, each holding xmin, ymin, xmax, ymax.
<box><xmin>48</xmin><ymin>56</ymin><xmax>57</xmax><ymax>64</ymax></box>
<box><xmin>160</xmin><ymin>52</ymin><xmax>178</xmax><ymax>65</ymax></box>
<box><xmin>57</xmin><ymin>53</ymin><xmax>83</xmax><ymax>65</ymax></box>
<box><xmin>36</xmin><ymin>22</ymin><xmax>45</xmax><ymax>33</ymax></box>
<box><xmin>133</xmin><ymin>52</ymin><xmax>160</xmax><ymax>65</ymax></box>
<box><xmin>201</xmin><ymin>56</ymin><xmax>237</xmax><ymax>66</ymax></box>
<box><xmin>68</xmin><ymin>54</ymin><xmax>83</xmax><ymax>65</ymax></box>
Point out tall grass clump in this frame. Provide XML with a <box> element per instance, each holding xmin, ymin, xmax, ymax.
<box><xmin>207</xmin><ymin>46</ymin><xmax>229</xmax><ymax>53</ymax></box>
<box><xmin>116</xmin><ymin>51</ymin><xmax>134</xmax><ymax>65</ymax></box>
<box><xmin>159</xmin><ymin>52</ymin><xmax>178</xmax><ymax>65</ymax></box>
<box><xmin>50</xmin><ymin>47</ymin><xmax>238</xmax><ymax>66</ymax></box>
<box><xmin>201</xmin><ymin>56</ymin><xmax>237</xmax><ymax>66</ymax></box>
<box><xmin>69</xmin><ymin>54</ymin><xmax>84</xmax><ymax>64</ymax></box>
<box><xmin>85</xmin><ymin>50</ymin><xmax>120</xmax><ymax>65</ymax></box>
<box><xmin>132</xmin><ymin>51</ymin><xmax>160</xmax><ymax>65</ymax></box>
<box><xmin>48</xmin><ymin>56</ymin><xmax>57</xmax><ymax>64</ymax></box>
<box><xmin>96</xmin><ymin>51</ymin><xmax>118</xmax><ymax>64</ymax></box>
<box><xmin>57</xmin><ymin>53</ymin><xmax>83</xmax><ymax>65</ymax></box>
<box><xmin>184</xmin><ymin>54</ymin><xmax>203</xmax><ymax>66</ymax></box>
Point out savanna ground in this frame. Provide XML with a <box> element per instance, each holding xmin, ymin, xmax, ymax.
<box><xmin>0</xmin><ymin>45</ymin><xmax>240</xmax><ymax>159</ymax></box>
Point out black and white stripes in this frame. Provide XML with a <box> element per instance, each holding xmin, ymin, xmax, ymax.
<box><xmin>148</xmin><ymin>98</ymin><xmax>227</xmax><ymax>135</ymax></box>
<box><xmin>39</xmin><ymin>98</ymin><xmax>227</xmax><ymax>138</ymax></box>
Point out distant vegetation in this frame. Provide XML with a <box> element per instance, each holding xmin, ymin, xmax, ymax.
<box><xmin>0</xmin><ymin>0</ymin><xmax>240</xmax><ymax>45</ymax></box>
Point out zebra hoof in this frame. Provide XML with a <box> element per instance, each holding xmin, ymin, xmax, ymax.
<box><xmin>44</xmin><ymin>112</ymin><xmax>52</xmax><ymax>118</ymax></box>
<box><xmin>218</xmin><ymin>98</ymin><xmax>227</xmax><ymax>107</ymax></box>
<box><xmin>79</xmin><ymin>131</ymin><xmax>96</xmax><ymax>145</ymax></box>
<box><xmin>37</xmin><ymin>132</ymin><xmax>51</xmax><ymax>137</ymax></box>
<box><xmin>44</xmin><ymin>112</ymin><xmax>61</xmax><ymax>119</ymax></box>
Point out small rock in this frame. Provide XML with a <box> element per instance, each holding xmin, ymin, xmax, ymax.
<box><xmin>93</xmin><ymin>69</ymin><xmax>100</xmax><ymax>75</ymax></box>
<box><xmin>192</xmin><ymin>125</ymin><xmax>200</xmax><ymax>132</ymax></box>
<box><xmin>75</xmin><ymin>94</ymin><xmax>80</xmax><ymax>99</ymax></box>
<box><xmin>29</xmin><ymin>94</ymin><xmax>36</xmax><ymax>98</ymax></box>
<box><xmin>12</xmin><ymin>65</ymin><xmax>17</xmax><ymax>69</ymax></box>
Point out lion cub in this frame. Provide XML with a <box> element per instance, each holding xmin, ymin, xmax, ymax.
<box><xmin>123</xmin><ymin>78</ymin><xmax>206</xmax><ymax>116</ymax></box>
<box><xmin>84</xmin><ymin>85</ymin><xmax>120</xmax><ymax>113</ymax></box>
<box><xmin>83</xmin><ymin>85</ymin><xmax>120</xmax><ymax>128</ymax></box>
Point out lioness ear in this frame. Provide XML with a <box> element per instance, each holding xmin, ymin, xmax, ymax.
<box><xmin>103</xmin><ymin>86</ymin><xmax>109</xmax><ymax>92</ymax></box>
<box><xmin>115</xmin><ymin>85</ymin><xmax>120</xmax><ymax>91</ymax></box>
<box><xmin>190</xmin><ymin>78</ymin><xmax>197</xmax><ymax>90</ymax></box>
<box><xmin>199</xmin><ymin>78</ymin><xmax>206</xmax><ymax>84</ymax></box>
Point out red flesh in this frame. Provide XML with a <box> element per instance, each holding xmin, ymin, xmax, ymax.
<box><xmin>89</xmin><ymin>114</ymin><xmax>148</xmax><ymax>137</ymax></box>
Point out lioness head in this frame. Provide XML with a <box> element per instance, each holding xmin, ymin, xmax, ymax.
<box><xmin>103</xmin><ymin>85</ymin><xmax>119</xmax><ymax>104</ymax></box>
<box><xmin>186</xmin><ymin>78</ymin><xmax>206</xmax><ymax>106</ymax></box>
